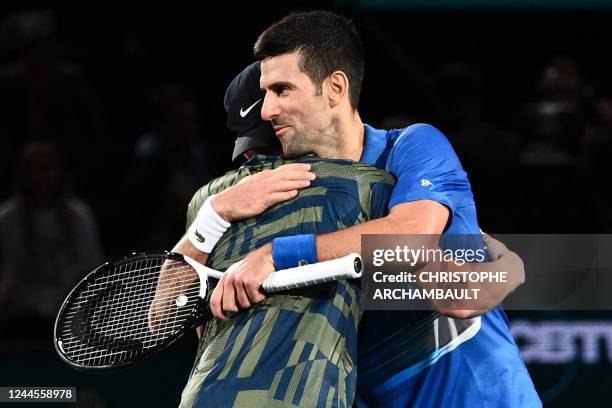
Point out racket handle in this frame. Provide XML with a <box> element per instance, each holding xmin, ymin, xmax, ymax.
<box><xmin>262</xmin><ymin>253</ymin><xmax>362</xmax><ymax>292</ymax></box>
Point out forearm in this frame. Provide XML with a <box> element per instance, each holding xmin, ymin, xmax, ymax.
<box><xmin>169</xmin><ymin>236</ymin><xmax>209</xmax><ymax>338</ymax></box>
<box><xmin>149</xmin><ymin>235</ymin><xmax>203</xmax><ymax>333</ymax></box>
<box><xmin>315</xmin><ymin>216</ymin><xmax>399</xmax><ymax>261</ymax></box>
<box><xmin>156</xmin><ymin>236</ymin><xmax>204</xmax><ymax>296</ymax></box>
<box><xmin>173</xmin><ymin>235</ymin><xmax>209</xmax><ymax>265</ymax></box>
<box><xmin>315</xmin><ymin>211</ymin><xmax>524</xmax><ymax>319</ymax></box>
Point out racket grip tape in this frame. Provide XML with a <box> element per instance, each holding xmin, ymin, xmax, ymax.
<box><xmin>262</xmin><ymin>253</ymin><xmax>362</xmax><ymax>292</ymax></box>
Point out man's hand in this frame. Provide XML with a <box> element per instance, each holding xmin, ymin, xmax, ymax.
<box><xmin>482</xmin><ymin>231</ymin><xmax>508</xmax><ymax>261</ymax></box>
<box><xmin>212</xmin><ymin>163</ymin><xmax>315</xmax><ymax>222</ymax></box>
<box><xmin>210</xmin><ymin>243</ymin><xmax>275</xmax><ymax>319</ymax></box>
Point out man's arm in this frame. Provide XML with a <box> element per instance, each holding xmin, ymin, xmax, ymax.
<box><xmin>184</xmin><ymin>162</ymin><xmax>313</xmax><ymax>256</ymax></box>
<box><xmin>172</xmin><ymin>235</ymin><xmax>210</xmax><ymax>338</ymax></box>
<box><xmin>155</xmin><ymin>163</ymin><xmax>314</xmax><ymax>335</ymax></box>
<box><xmin>174</xmin><ymin>234</ymin><xmax>209</xmax><ymax>264</ymax></box>
<box><xmin>210</xmin><ymin>199</ymin><xmax>525</xmax><ymax>319</ymax></box>
<box><xmin>315</xmin><ymin>203</ymin><xmax>525</xmax><ymax>317</ymax></box>
<box><xmin>148</xmin><ymin>235</ymin><xmax>203</xmax><ymax>334</ymax></box>
<box><xmin>211</xmin><ymin>163</ymin><xmax>315</xmax><ymax>222</ymax></box>
<box><xmin>210</xmin><ymin>200</ymin><xmax>445</xmax><ymax>320</ymax></box>
<box><xmin>209</xmin><ymin>125</ymin><xmax>524</xmax><ymax>319</ymax></box>
<box><xmin>314</xmin><ymin>200</ymin><xmax>449</xmax><ymax>261</ymax></box>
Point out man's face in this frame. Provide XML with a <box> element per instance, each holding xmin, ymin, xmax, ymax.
<box><xmin>260</xmin><ymin>52</ymin><xmax>337</xmax><ymax>158</ymax></box>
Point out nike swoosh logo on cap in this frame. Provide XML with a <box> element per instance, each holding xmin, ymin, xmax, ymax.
<box><xmin>239</xmin><ymin>99</ymin><xmax>262</xmax><ymax>118</ymax></box>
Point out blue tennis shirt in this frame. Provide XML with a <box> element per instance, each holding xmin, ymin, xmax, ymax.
<box><xmin>357</xmin><ymin>123</ymin><xmax>541</xmax><ymax>408</ymax></box>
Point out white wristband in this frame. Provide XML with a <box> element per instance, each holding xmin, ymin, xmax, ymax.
<box><xmin>187</xmin><ymin>196</ymin><xmax>231</xmax><ymax>253</ymax></box>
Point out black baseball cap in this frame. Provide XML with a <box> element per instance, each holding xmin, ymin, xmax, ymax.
<box><xmin>224</xmin><ymin>61</ymin><xmax>280</xmax><ymax>161</ymax></box>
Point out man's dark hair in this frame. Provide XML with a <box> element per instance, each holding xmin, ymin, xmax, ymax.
<box><xmin>254</xmin><ymin>10</ymin><xmax>364</xmax><ymax>109</ymax></box>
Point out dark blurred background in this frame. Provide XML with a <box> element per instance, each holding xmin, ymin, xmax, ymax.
<box><xmin>1</xmin><ymin>1</ymin><xmax>611</xmax><ymax>406</ymax></box>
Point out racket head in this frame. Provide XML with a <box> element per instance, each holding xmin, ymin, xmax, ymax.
<box><xmin>54</xmin><ymin>251</ymin><xmax>209</xmax><ymax>372</ymax></box>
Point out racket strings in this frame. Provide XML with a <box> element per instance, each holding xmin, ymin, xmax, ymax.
<box><xmin>58</xmin><ymin>256</ymin><xmax>202</xmax><ymax>366</ymax></box>
<box><xmin>63</xmin><ymin>269</ymin><xmax>198</xmax><ymax>309</ymax></box>
<box><xmin>62</xmin><ymin>262</ymin><xmax>197</xmax><ymax>361</ymax></box>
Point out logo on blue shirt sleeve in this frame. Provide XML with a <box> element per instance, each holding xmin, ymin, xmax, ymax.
<box><xmin>420</xmin><ymin>179</ymin><xmax>434</xmax><ymax>189</ymax></box>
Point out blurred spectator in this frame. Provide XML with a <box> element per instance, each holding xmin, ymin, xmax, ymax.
<box><xmin>124</xmin><ymin>84</ymin><xmax>211</xmax><ymax>250</ymax></box>
<box><xmin>516</xmin><ymin>56</ymin><xmax>591</xmax><ymax>165</ymax></box>
<box><xmin>0</xmin><ymin>9</ymin><xmax>107</xmax><ymax>201</ymax></box>
<box><xmin>0</xmin><ymin>141</ymin><xmax>103</xmax><ymax>327</ymax></box>
<box><xmin>513</xmin><ymin>56</ymin><xmax>601</xmax><ymax>232</ymax></box>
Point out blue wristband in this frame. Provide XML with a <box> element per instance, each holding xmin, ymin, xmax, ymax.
<box><xmin>272</xmin><ymin>234</ymin><xmax>318</xmax><ymax>270</ymax></box>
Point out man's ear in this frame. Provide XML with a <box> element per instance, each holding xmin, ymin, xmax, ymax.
<box><xmin>327</xmin><ymin>70</ymin><xmax>349</xmax><ymax>108</ymax></box>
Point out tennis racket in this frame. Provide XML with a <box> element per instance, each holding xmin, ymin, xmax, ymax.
<box><xmin>54</xmin><ymin>251</ymin><xmax>362</xmax><ymax>372</ymax></box>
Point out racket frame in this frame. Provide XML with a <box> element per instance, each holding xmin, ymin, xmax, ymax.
<box><xmin>54</xmin><ymin>251</ymin><xmax>363</xmax><ymax>372</ymax></box>
<box><xmin>53</xmin><ymin>251</ymin><xmax>208</xmax><ymax>372</ymax></box>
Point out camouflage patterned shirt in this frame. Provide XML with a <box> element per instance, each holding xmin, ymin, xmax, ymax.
<box><xmin>179</xmin><ymin>155</ymin><xmax>394</xmax><ymax>408</ymax></box>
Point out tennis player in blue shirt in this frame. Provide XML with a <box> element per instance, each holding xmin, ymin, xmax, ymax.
<box><xmin>184</xmin><ymin>10</ymin><xmax>541</xmax><ymax>408</ymax></box>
